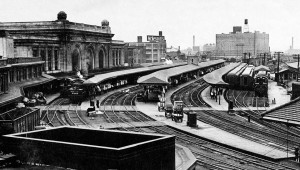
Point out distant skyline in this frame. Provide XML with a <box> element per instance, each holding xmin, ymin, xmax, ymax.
<box><xmin>1</xmin><ymin>0</ymin><xmax>299</xmax><ymax>51</ymax></box>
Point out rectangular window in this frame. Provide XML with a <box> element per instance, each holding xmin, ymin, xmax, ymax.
<box><xmin>9</xmin><ymin>70</ymin><xmax>14</xmax><ymax>82</ymax></box>
<box><xmin>17</xmin><ymin>70</ymin><xmax>21</xmax><ymax>81</ymax></box>
<box><xmin>29</xmin><ymin>67</ymin><xmax>32</xmax><ymax>79</ymax></box>
<box><xmin>33</xmin><ymin>67</ymin><xmax>37</xmax><ymax>77</ymax></box>
<box><xmin>48</xmin><ymin>49</ymin><xmax>52</xmax><ymax>71</ymax></box>
<box><xmin>54</xmin><ymin>49</ymin><xmax>59</xmax><ymax>70</ymax></box>
<box><xmin>40</xmin><ymin>49</ymin><xmax>45</xmax><ymax>71</ymax></box>
<box><xmin>23</xmin><ymin>68</ymin><xmax>27</xmax><ymax>80</ymax></box>
<box><xmin>33</xmin><ymin>48</ymin><xmax>38</xmax><ymax>57</ymax></box>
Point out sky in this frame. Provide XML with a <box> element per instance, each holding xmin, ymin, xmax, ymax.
<box><xmin>0</xmin><ymin>0</ymin><xmax>300</xmax><ymax>51</ymax></box>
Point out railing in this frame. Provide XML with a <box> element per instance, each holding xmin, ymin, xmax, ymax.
<box><xmin>0</xmin><ymin>59</ymin><xmax>7</xmax><ymax>67</ymax></box>
<box><xmin>7</xmin><ymin>57</ymin><xmax>43</xmax><ymax>64</ymax></box>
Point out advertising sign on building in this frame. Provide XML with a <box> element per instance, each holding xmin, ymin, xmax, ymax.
<box><xmin>147</xmin><ymin>35</ymin><xmax>165</xmax><ymax>42</ymax></box>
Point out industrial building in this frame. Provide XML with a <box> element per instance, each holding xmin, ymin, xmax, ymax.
<box><xmin>128</xmin><ymin>31</ymin><xmax>167</xmax><ymax>63</ymax></box>
<box><xmin>215</xmin><ymin>20</ymin><xmax>269</xmax><ymax>58</ymax></box>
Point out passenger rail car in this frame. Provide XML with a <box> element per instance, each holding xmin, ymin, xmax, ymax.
<box><xmin>225</xmin><ymin>63</ymin><xmax>248</xmax><ymax>87</ymax></box>
<box><xmin>240</xmin><ymin>65</ymin><xmax>255</xmax><ymax>89</ymax></box>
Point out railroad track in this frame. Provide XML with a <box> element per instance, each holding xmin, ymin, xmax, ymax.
<box><xmin>100</xmin><ymin>82</ymin><xmax>298</xmax><ymax>170</ymax></box>
<box><xmin>227</xmin><ymin>89</ymin><xmax>300</xmax><ymax>151</ymax></box>
<box><xmin>171</xmin><ymin>80</ymin><xmax>300</xmax><ymax>153</ymax></box>
<box><xmin>65</xmin><ymin>102</ymin><xmax>90</xmax><ymax>127</ymax></box>
<box><xmin>40</xmin><ymin>98</ymin><xmax>68</xmax><ymax>127</ymax></box>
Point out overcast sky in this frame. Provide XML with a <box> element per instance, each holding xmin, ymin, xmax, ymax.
<box><xmin>1</xmin><ymin>0</ymin><xmax>299</xmax><ymax>51</ymax></box>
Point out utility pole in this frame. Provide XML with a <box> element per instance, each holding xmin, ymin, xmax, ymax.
<box><xmin>275</xmin><ymin>52</ymin><xmax>283</xmax><ymax>82</ymax></box>
<box><xmin>293</xmin><ymin>54</ymin><xmax>300</xmax><ymax>81</ymax></box>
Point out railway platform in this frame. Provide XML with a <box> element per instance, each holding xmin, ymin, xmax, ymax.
<box><xmin>135</xmin><ymin>101</ymin><xmax>293</xmax><ymax>160</ymax></box>
<box><xmin>200</xmin><ymin>79</ymin><xmax>291</xmax><ymax>112</ymax></box>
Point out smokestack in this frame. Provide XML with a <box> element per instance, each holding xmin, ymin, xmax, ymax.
<box><xmin>244</xmin><ymin>19</ymin><xmax>249</xmax><ymax>33</ymax></box>
<box><xmin>137</xmin><ymin>36</ymin><xmax>142</xmax><ymax>43</ymax></box>
<box><xmin>292</xmin><ymin>37</ymin><xmax>294</xmax><ymax>49</ymax></box>
<box><xmin>178</xmin><ymin>46</ymin><xmax>180</xmax><ymax>51</ymax></box>
<box><xmin>193</xmin><ymin>35</ymin><xmax>195</xmax><ymax>47</ymax></box>
<box><xmin>159</xmin><ymin>31</ymin><xmax>162</xmax><ymax>36</ymax></box>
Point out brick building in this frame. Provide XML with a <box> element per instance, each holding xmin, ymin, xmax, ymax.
<box><xmin>216</xmin><ymin>28</ymin><xmax>269</xmax><ymax>58</ymax></box>
<box><xmin>124</xmin><ymin>44</ymin><xmax>146</xmax><ymax>66</ymax></box>
<box><xmin>128</xmin><ymin>31</ymin><xmax>166</xmax><ymax>63</ymax></box>
<box><xmin>0</xmin><ymin>11</ymin><xmax>125</xmax><ymax>76</ymax></box>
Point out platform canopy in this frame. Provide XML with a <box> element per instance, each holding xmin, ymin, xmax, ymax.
<box><xmin>137</xmin><ymin>59</ymin><xmax>225</xmax><ymax>85</ymax></box>
<box><xmin>137</xmin><ymin>65</ymin><xmax>200</xmax><ymax>84</ymax></box>
<box><xmin>261</xmin><ymin>97</ymin><xmax>300</xmax><ymax>125</ymax></box>
<box><xmin>83</xmin><ymin>63</ymin><xmax>186</xmax><ymax>85</ymax></box>
<box><xmin>203</xmin><ymin>62</ymin><xmax>240</xmax><ymax>86</ymax></box>
<box><xmin>254</xmin><ymin>65</ymin><xmax>270</xmax><ymax>72</ymax></box>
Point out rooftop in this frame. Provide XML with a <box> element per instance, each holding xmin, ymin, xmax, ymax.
<box><xmin>5</xmin><ymin>126</ymin><xmax>173</xmax><ymax>149</ymax></box>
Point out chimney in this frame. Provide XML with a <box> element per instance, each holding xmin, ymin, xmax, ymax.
<box><xmin>193</xmin><ymin>35</ymin><xmax>195</xmax><ymax>47</ymax></box>
<box><xmin>178</xmin><ymin>46</ymin><xmax>180</xmax><ymax>51</ymax></box>
<box><xmin>244</xmin><ymin>19</ymin><xmax>249</xmax><ymax>33</ymax></box>
<box><xmin>292</xmin><ymin>37</ymin><xmax>294</xmax><ymax>49</ymax></box>
<box><xmin>159</xmin><ymin>31</ymin><xmax>162</xmax><ymax>36</ymax></box>
<box><xmin>137</xmin><ymin>36</ymin><xmax>142</xmax><ymax>43</ymax></box>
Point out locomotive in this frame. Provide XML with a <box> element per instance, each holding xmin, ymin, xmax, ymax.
<box><xmin>254</xmin><ymin>71</ymin><xmax>268</xmax><ymax>97</ymax></box>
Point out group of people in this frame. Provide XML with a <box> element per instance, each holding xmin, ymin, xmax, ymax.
<box><xmin>23</xmin><ymin>92</ymin><xmax>47</xmax><ymax>106</ymax></box>
<box><xmin>210</xmin><ymin>88</ymin><xmax>223</xmax><ymax>99</ymax></box>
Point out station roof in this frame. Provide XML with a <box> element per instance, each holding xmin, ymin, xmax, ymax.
<box><xmin>83</xmin><ymin>63</ymin><xmax>186</xmax><ymax>85</ymax></box>
<box><xmin>203</xmin><ymin>62</ymin><xmax>241</xmax><ymax>86</ymax></box>
<box><xmin>286</xmin><ymin>62</ymin><xmax>300</xmax><ymax>69</ymax></box>
<box><xmin>254</xmin><ymin>65</ymin><xmax>270</xmax><ymax>72</ymax></box>
<box><xmin>241</xmin><ymin>66</ymin><xmax>254</xmax><ymax>76</ymax></box>
<box><xmin>261</xmin><ymin>97</ymin><xmax>300</xmax><ymax>125</ymax></box>
<box><xmin>227</xmin><ymin>63</ymin><xmax>247</xmax><ymax>76</ymax></box>
<box><xmin>137</xmin><ymin>59</ymin><xmax>225</xmax><ymax>85</ymax></box>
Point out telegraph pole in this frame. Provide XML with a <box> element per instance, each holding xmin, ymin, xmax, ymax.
<box><xmin>293</xmin><ymin>54</ymin><xmax>300</xmax><ymax>81</ymax></box>
<box><xmin>275</xmin><ymin>52</ymin><xmax>283</xmax><ymax>82</ymax></box>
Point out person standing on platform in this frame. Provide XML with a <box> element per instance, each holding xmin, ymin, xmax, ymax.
<box><xmin>294</xmin><ymin>147</ymin><xmax>299</xmax><ymax>162</ymax></box>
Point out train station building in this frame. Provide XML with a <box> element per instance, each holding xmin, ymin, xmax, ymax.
<box><xmin>0</xmin><ymin>11</ymin><xmax>126</xmax><ymax>76</ymax></box>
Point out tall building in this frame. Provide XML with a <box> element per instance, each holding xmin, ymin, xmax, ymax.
<box><xmin>216</xmin><ymin>27</ymin><xmax>269</xmax><ymax>58</ymax></box>
<box><xmin>0</xmin><ymin>11</ymin><xmax>125</xmax><ymax>76</ymax></box>
<box><xmin>128</xmin><ymin>31</ymin><xmax>166</xmax><ymax>63</ymax></box>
